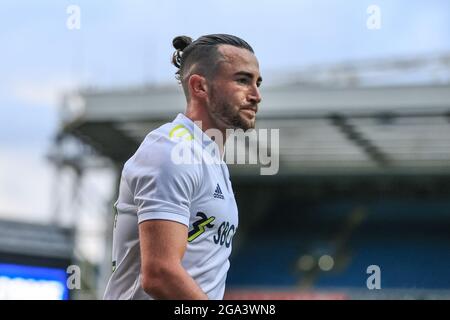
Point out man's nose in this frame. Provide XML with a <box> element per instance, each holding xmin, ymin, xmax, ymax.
<box><xmin>248</xmin><ymin>85</ymin><xmax>262</xmax><ymax>105</ymax></box>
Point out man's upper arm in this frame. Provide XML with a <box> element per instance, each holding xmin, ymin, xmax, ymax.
<box><xmin>138</xmin><ymin>218</ymin><xmax>208</xmax><ymax>300</ymax></box>
<box><xmin>139</xmin><ymin>219</ymin><xmax>188</xmax><ymax>272</ymax></box>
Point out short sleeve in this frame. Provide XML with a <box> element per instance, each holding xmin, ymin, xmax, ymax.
<box><xmin>123</xmin><ymin>136</ymin><xmax>200</xmax><ymax>227</ymax></box>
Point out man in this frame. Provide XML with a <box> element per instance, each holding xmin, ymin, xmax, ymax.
<box><xmin>103</xmin><ymin>34</ymin><xmax>262</xmax><ymax>300</ymax></box>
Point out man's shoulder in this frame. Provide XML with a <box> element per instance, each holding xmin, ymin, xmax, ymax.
<box><xmin>123</xmin><ymin>119</ymin><xmax>201</xmax><ymax>178</ymax></box>
<box><xmin>139</xmin><ymin>120</ymin><xmax>196</xmax><ymax>158</ymax></box>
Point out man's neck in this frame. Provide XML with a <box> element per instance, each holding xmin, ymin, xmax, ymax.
<box><xmin>184</xmin><ymin>104</ymin><xmax>229</xmax><ymax>158</ymax></box>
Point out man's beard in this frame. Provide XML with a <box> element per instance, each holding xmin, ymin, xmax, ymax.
<box><xmin>208</xmin><ymin>88</ymin><xmax>255</xmax><ymax>131</ymax></box>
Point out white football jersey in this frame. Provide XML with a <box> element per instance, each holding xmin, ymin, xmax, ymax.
<box><xmin>103</xmin><ymin>113</ymin><xmax>239</xmax><ymax>300</ymax></box>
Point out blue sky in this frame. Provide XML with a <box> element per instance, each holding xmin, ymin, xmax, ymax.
<box><xmin>0</xmin><ymin>0</ymin><xmax>449</xmax><ymax>229</ymax></box>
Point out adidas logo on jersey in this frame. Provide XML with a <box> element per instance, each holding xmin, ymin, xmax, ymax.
<box><xmin>213</xmin><ymin>184</ymin><xmax>224</xmax><ymax>199</ymax></box>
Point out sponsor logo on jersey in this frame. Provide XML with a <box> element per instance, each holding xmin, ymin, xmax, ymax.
<box><xmin>188</xmin><ymin>212</ymin><xmax>215</xmax><ymax>242</ymax></box>
<box><xmin>213</xmin><ymin>221</ymin><xmax>236</xmax><ymax>248</ymax></box>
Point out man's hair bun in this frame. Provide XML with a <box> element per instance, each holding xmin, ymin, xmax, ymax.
<box><xmin>172</xmin><ymin>36</ymin><xmax>192</xmax><ymax>51</ymax></box>
<box><xmin>172</xmin><ymin>36</ymin><xmax>193</xmax><ymax>68</ymax></box>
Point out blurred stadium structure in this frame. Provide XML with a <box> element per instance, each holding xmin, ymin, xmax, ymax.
<box><xmin>3</xmin><ymin>53</ymin><xmax>449</xmax><ymax>299</ymax></box>
<box><xmin>0</xmin><ymin>220</ymin><xmax>73</xmax><ymax>299</ymax></box>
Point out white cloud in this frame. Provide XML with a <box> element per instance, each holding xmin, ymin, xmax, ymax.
<box><xmin>11</xmin><ymin>77</ymin><xmax>78</xmax><ymax>108</ymax></box>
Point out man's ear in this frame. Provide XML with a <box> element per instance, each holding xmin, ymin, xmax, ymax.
<box><xmin>188</xmin><ymin>74</ymin><xmax>208</xmax><ymax>99</ymax></box>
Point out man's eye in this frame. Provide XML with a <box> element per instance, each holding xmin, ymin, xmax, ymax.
<box><xmin>237</xmin><ymin>78</ymin><xmax>249</xmax><ymax>84</ymax></box>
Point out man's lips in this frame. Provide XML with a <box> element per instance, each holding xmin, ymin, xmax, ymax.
<box><xmin>241</xmin><ymin>106</ymin><xmax>258</xmax><ymax>113</ymax></box>
<box><xmin>240</xmin><ymin>108</ymin><xmax>257</xmax><ymax>118</ymax></box>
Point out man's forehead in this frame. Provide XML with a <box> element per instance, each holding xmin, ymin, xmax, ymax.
<box><xmin>217</xmin><ymin>44</ymin><xmax>259</xmax><ymax>72</ymax></box>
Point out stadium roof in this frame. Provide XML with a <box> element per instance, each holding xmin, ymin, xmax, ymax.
<box><xmin>0</xmin><ymin>219</ymin><xmax>74</xmax><ymax>261</ymax></box>
<box><xmin>59</xmin><ymin>83</ymin><xmax>450</xmax><ymax>175</ymax></box>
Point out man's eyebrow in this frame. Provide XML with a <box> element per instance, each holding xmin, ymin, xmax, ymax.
<box><xmin>234</xmin><ymin>71</ymin><xmax>263</xmax><ymax>82</ymax></box>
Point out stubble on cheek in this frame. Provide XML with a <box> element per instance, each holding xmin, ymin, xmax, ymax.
<box><xmin>209</xmin><ymin>87</ymin><xmax>254</xmax><ymax>131</ymax></box>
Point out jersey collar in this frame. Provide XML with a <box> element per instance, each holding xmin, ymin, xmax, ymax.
<box><xmin>173</xmin><ymin>113</ymin><xmax>224</xmax><ymax>162</ymax></box>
